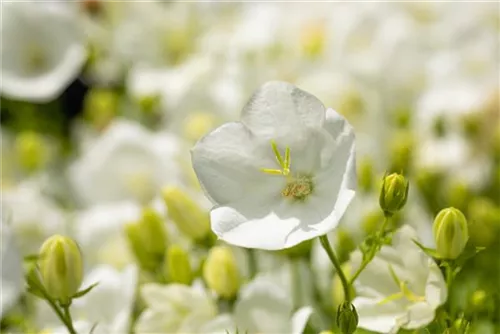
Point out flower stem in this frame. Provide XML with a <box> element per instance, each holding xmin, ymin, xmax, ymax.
<box><xmin>62</xmin><ymin>305</ymin><xmax>77</xmax><ymax>334</ymax></box>
<box><xmin>319</xmin><ymin>235</ymin><xmax>351</xmax><ymax>302</ymax></box>
<box><xmin>246</xmin><ymin>249</ymin><xmax>257</xmax><ymax>279</ymax></box>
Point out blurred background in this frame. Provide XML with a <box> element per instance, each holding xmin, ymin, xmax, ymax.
<box><xmin>1</xmin><ymin>1</ymin><xmax>499</xmax><ymax>333</ymax></box>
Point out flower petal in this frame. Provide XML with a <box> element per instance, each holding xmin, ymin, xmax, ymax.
<box><xmin>399</xmin><ymin>301</ymin><xmax>436</xmax><ymax>330</ymax></box>
<box><xmin>191</xmin><ymin>122</ymin><xmax>282</xmax><ymax>205</ymax></box>
<box><xmin>291</xmin><ymin>306</ymin><xmax>313</xmax><ymax>334</ymax></box>
<box><xmin>240</xmin><ymin>81</ymin><xmax>326</xmax><ymax>146</ymax></box>
<box><xmin>353</xmin><ymin>296</ymin><xmax>406</xmax><ymax>333</ymax></box>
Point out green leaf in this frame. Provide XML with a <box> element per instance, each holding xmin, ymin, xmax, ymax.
<box><xmin>412</xmin><ymin>239</ymin><xmax>441</xmax><ymax>259</ymax></box>
<box><xmin>27</xmin><ymin>286</ymin><xmax>45</xmax><ymax>299</ymax></box>
<box><xmin>72</xmin><ymin>282</ymin><xmax>99</xmax><ymax>299</ymax></box>
<box><xmin>23</xmin><ymin>254</ymin><xmax>39</xmax><ymax>263</ymax></box>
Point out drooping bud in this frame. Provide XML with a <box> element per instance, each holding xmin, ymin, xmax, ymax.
<box><xmin>38</xmin><ymin>235</ymin><xmax>83</xmax><ymax>305</ymax></box>
<box><xmin>467</xmin><ymin>198</ymin><xmax>500</xmax><ymax>248</ymax></box>
<box><xmin>165</xmin><ymin>244</ymin><xmax>192</xmax><ymax>285</ymax></box>
<box><xmin>161</xmin><ymin>186</ymin><xmax>210</xmax><ymax>241</ymax></box>
<box><xmin>336</xmin><ymin>301</ymin><xmax>358</xmax><ymax>334</ymax></box>
<box><xmin>433</xmin><ymin>207</ymin><xmax>469</xmax><ymax>259</ymax></box>
<box><xmin>14</xmin><ymin>131</ymin><xmax>47</xmax><ymax>173</ymax></box>
<box><xmin>203</xmin><ymin>246</ymin><xmax>240</xmax><ymax>299</ymax></box>
<box><xmin>379</xmin><ymin>173</ymin><xmax>409</xmax><ymax>216</ymax></box>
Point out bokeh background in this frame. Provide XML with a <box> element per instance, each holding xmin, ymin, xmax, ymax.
<box><xmin>1</xmin><ymin>1</ymin><xmax>499</xmax><ymax>333</ymax></box>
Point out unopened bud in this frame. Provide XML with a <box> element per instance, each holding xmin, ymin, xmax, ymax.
<box><xmin>183</xmin><ymin>112</ymin><xmax>217</xmax><ymax>142</ymax></box>
<box><xmin>300</xmin><ymin>23</ymin><xmax>325</xmax><ymax>58</ymax></box>
<box><xmin>39</xmin><ymin>235</ymin><xmax>83</xmax><ymax>305</ymax></box>
<box><xmin>358</xmin><ymin>157</ymin><xmax>374</xmax><ymax>193</ymax></box>
<box><xmin>15</xmin><ymin>131</ymin><xmax>47</xmax><ymax>173</ymax></box>
<box><xmin>379</xmin><ymin>173</ymin><xmax>409</xmax><ymax>216</ymax></box>
<box><xmin>203</xmin><ymin>246</ymin><xmax>240</xmax><ymax>299</ymax></box>
<box><xmin>140</xmin><ymin>207</ymin><xmax>167</xmax><ymax>259</ymax></box>
<box><xmin>137</xmin><ymin>95</ymin><xmax>161</xmax><ymax>115</ymax></box>
<box><xmin>162</xmin><ymin>186</ymin><xmax>210</xmax><ymax>241</ymax></box>
<box><xmin>336</xmin><ymin>302</ymin><xmax>358</xmax><ymax>334</ymax></box>
<box><xmin>388</xmin><ymin>132</ymin><xmax>414</xmax><ymax>173</ymax></box>
<box><xmin>468</xmin><ymin>198</ymin><xmax>500</xmax><ymax>248</ymax></box>
<box><xmin>165</xmin><ymin>244</ymin><xmax>192</xmax><ymax>285</ymax></box>
<box><xmin>124</xmin><ymin>222</ymin><xmax>152</xmax><ymax>270</ymax></box>
<box><xmin>433</xmin><ymin>207</ymin><xmax>468</xmax><ymax>259</ymax></box>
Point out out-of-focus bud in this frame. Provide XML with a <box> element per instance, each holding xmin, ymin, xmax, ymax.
<box><xmin>162</xmin><ymin>28</ymin><xmax>192</xmax><ymax>65</ymax></box>
<box><xmin>319</xmin><ymin>331</ymin><xmax>334</xmax><ymax>334</ymax></box>
<box><xmin>137</xmin><ymin>95</ymin><xmax>161</xmax><ymax>115</ymax></box>
<box><xmin>83</xmin><ymin>88</ymin><xmax>118</xmax><ymax>131</ymax></box>
<box><xmin>162</xmin><ymin>186</ymin><xmax>210</xmax><ymax>241</ymax></box>
<box><xmin>388</xmin><ymin>132</ymin><xmax>414</xmax><ymax>173</ymax></box>
<box><xmin>461</xmin><ymin>112</ymin><xmax>481</xmax><ymax>141</ymax></box>
<box><xmin>446</xmin><ymin>181</ymin><xmax>471</xmax><ymax>213</ymax></box>
<box><xmin>336</xmin><ymin>301</ymin><xmax>358</xmax><ymax>334</ymax></box>
<box><xmin>14</xmin><ymin>131</ymin><xmax>47</xmax><ymax>173</ymax></box>
<box><xmin>39</xmin><ymin>235</ymin><xmax>83</xmax><ymax>305</ymax></box>
<box><xmin>336</xmin><ymin>229</ymin><xmax>356</xmax><ymax>263</ymax></box>
<box><xmin>280</xmin><ymin>239</ymin><xmax>313</xmax><ymax>258</ymax></box>
<box><xmin>203</xmin><ymin>246</ymin><xmax>240</xmax><ymax>299</ymax></box>
<box><xmin>182</xmin><ymin>112</ymin><xmax>217</xmax><ymax>142</ymax></box>
<box><xmin>358</xmin><ymin>157</ymin><xmax>374</xmax><ymax>193</ymax></box>
<box><xmin>332</xmin><ymin>263</ymin><xmax>354</xmax><ymax>308</ymax></box>
<box><xmin>392</xmin><ymin>106</ymin><xmax>411</xmax><ymax>129</ymax></box>
<box><xmin>379</xmin><ymin>173</ymin><xmax>409</xmax><ymax>216</ymax></box>
<box><xmin>300</xmin><ymin>22</ymin><xmax>325</xmax><ymax>58</ymax></box>
<box><xmin>433</xmin><ymin>207</ymin><xmax>468</xmax><ymax>259</ymax></box>
<box><xmin>470</xmin><ymin>290</ymin><xmax>487</xmax><ymax>311</ymax></box>
<box><xmin>165</xmin><ymin>244</ymin><xmax>192</xmax><ymax>285</ymax></box>
<box><xmin>125</xmin><ymin>207</ymin><xmax>167</xmax><ymax>271</ymax></box>
<box><xmin>468</xmin><ymin>198</ymin><xmax>500</xmax><ymax>248</ymax></box>
<box><xmin>432</xmin><ymin>115</ymin><xmax>448</xmax><ymax>138</ymax></box>
<box><xmin>338</xmin><ymin>89</ymin><xmax>364</xmax><ymax>122</ymax></box>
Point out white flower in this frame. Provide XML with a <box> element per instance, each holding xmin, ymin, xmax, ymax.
<box><xmin>0</xmin><ymin>218</ymin><xmax>23</xmax><ymax>317</ymax></box>
<box><xmin>231</xmin><ymin>276</ymin><xmax>313</xmax><ymax>334</ymax></box>
<box><xmin>38</xmin><ymin>265</ymin><xmax>138</xmax><ymax>334</ymax></box>
<box><xmin>352</xmin><ymin>225</ymin><xmax>447</xmax><ymax>333</ymax></box>
<box><xmin>191</xmin><ymin>81</ymin><xmax>356</xmax><ymax>250</ymax></box>
<box><xmin>0</xmin><ymin>2</ymin><xmax>86</xmax><ymax>102</ymax></box>
<box><xmin>69</xmin><ymin>119</ymin><xmax>182</xmax><ymax>207</ymax></box>
<box><xmin>1</xmin><ymin>182</ymin><xmax>67</xmax><ymax>255</ymax></box>
<box><xmin>135</xmin><ymin>282</ymin><xmax>219</xmax><ymax>333</ymax></box>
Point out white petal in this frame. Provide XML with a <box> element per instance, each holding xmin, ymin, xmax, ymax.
<box><xmin>0</xmin><ymin>220</ymin><xmax>23</xmax><ymax>317</ymax></box>
<box><xmin>235</xmin><ymin>278</ymin><xmax>292</xmax><ymax>333</ymax></box>
<box><xmin>425</xmin><ymin>259</ymin><xmax>448</xmax><ymax>308</ymax></box>
<box><xmin>191</xmin><ymin>122</ymin><xmax>281</xmax><ymax>205</ymax></box>
<box><xmin>291</xmin><ymin>306</ymin><xmax>313</xmax><ymax>334</ymax></box>
<box><xmin>353</xmin><ymin>296</ymin><xmax>406</xmax><ymax>333</ymax></box>
<box><xmin>399</xmin><ymin>301</ymin><xmax>436</xmax><ymax>330</ymax></box>
<box><xmin>240</xmin><ymin>81</ymin><xmax>326</xmax><ymax>146</ymax></box>
<box><xmin>199</xmin><ymin>314</ymin><xmax>235</xmax><ymax>334</ymax></box>
<box><xmin>135</xmin><ymin>309</ymin><xmax>182</xmax><ymax>334</ymax></box>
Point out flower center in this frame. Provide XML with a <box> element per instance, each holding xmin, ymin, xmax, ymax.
<box><xmin>378</xmin><ymin>265</ymin><xmax>426</xmax><ymax>305</ymax></box>
<box><xmin>260</xmin><ymin>140</ymin><xmax>314</xmax><ymax>201</ymax></box>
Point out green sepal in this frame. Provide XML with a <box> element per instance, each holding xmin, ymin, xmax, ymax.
<box><xmin>72</xmin><ymin>282</ymin><xmax>99</xmax><ymax>299</ymax></box>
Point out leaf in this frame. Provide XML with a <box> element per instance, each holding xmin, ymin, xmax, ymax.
<box><xmin>23</xmin><ymin>254</ymin><xmax>39</xmax><ymax>263</ymax></box>
<box><xmin>455</xmin><ymin>243</ymin><xmax>485</xmax><ymax>267</ymax></box>
<box><xmin>27</xmin><ymin>286</ymin><xmax>45</xmax><ymax>299</ymax></box>
<box><xmin>72</xmin><ymin>282</ymin><xmax>99</xmax><ymax>299</ymax></box>
<box><xmin>412</xmin><ymin>239</ymin><xmax>441</xmax><ymax>259</ymax></box>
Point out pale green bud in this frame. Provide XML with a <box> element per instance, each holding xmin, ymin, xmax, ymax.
<box><xmin>379</xmin><ymin>173</ymin><xmax>409</xmax><ymax>216</ymax></box>
<box><xmin>203</xmin><ymin>246</ymin><xmax>240</xmax><ymax>299</ymax></box>
<box><xmin>165</xmin><ymin>244</ymin><xmax>192</xmax><ymax>285</ymax></box>
<box><xmin>336</xmin><ymin>302</ymin><xmax>358</xmax><ymax>334</ymax></box>
<box><xmin>468</xmin><ymin>198</ymin><xmax>500</xmax><ymax>248</ymax></box>
<box><xmin>162</xmin><ymin>186</ymin><xmax>210</xmax><ymax>241</ymax></box>
<box><xmin>182</xmin><ymin>112</ymin><xmax>217</xmax><ymax>142</ymax></box>
<box><xmin>83</xmin><ymin>88</ymin><xmax>118</xmax><ymax>130</ymax></box>
<box><xmin>14</xmin><ymin>131</ymin><xmax>47</xmax><ymax>173</ymax></box>
<box><xmin>39</xmin><ymin>235</ymin><xmax>83</xmax><ymax>305</ymax></box>
<box><xmin>300</xmin><ymin>22</ymin><xmax>325</xmax><ymax>58</ymax></box>
<box><xmin>433</xmin><ymin>207</ymin><xmax>468</xmax><ymax>259</ymax></box>
<box><xmin>140</xmin><ymin>207</ymin><xmax>167</xmax><ymax>259</ymax></box>
<box><xmin>124</xmin><ymin>222</ymin><xmax>152</xmax><ymax>270</ymax></box>
<box><xmin>357</xmin><ymin>157</ymin><xmax>374</xmax><ymax>193</ymax></box>
<box><xmin>137</xmin><ymin>95</ymin><xmax>161</xmax><ymax>115</ymax></box>
<box><xmin>388</xmin><ymin>132</ymin><xmax>414</xmax><ymax>173</ymax></box>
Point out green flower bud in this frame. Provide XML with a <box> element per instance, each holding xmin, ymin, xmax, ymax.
<box><xmin>379</xmin><ymin>173</ymin><xmax>409</xmax><ymax>216</ymax></box>
<box><xmin>468</xmin><ymin>198</ymin><xmax>500</xmax><ymax>248</ymax></box>
<box><xmin>124</xmin><ymin>222</ymin><xmax>152</xmax><ymax>270</ymax></box>
<box><xmin>392</xmin><ymin>105</ymin><xmax>412</xmax><ymax>129</ymax></box>
<box><xmin>203</xmin><ymin>246</ymin><xmax>240</xmax><ymax>299</ymax></box>
<box><xmin>336</xmin><ymin>302</ymin><xmax>358</xmax><ymax>334</ymax></box>
<box><xmin>162</xmin><ymin>186</ymin><xmax>210</xmax><ymax>241</ymax></box>
<box><xmin>14</xmin><ymin>131</ymin><xmax>47</xmax><ymax>173</ymax></box>
<box><xmin>388</xmin><ymin>132</ymin><xmax>414</xmax><ymax>173</ymax></box>
<box><xmin>39</xmin><ymin>235</ymin><xmax>83</xmax><ymax>305</ymax></box>
<box><xmin>182</xmin><ymin>112</ymin><xmax>217</xmax><ymax>142</ymax></box>
<box><xmin>165</xmin><ymin>244</ymin><xmax>192</xmax><ymax>285</ymax></box>
<box><xmin>300</xmin><ymin>23</ymin><xmax>325</xmax><ymax>58</ymax></box>
<box><xmin>432</xmin><ymin>115</ymin><xmax>448</xmax><ymax>138</ymax></box>
<box><xmin>137</xmin><ymin>95</ymin><xmax>161</xmax><ymax>115</ymax></box>
<box><xmin>433</xmin><ymin>207</ymin><xmax>469</xmax><ymax>259</ymax></box>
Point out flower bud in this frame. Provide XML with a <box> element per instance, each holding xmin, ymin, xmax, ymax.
<box><xmin>165</xmin><ymin>244</ymin><xmax>192</xmax><ymax>285</ymax></box>
<box><xmin>433</xmin><ymin>207</ymin><xmax>468</xmax><ymax>259</ymax></box>
<box><xmin>379</xmin><ymin>173</ymin><xmax>409</xmax><ymax>216</ymax></box>
<box><xmin>467</xmin><ymin>198</ymin><xmax>500</xmax><ymax>248</ymax></box>
<box><xmin>140</xmin><ymin>207</ymin><xmax>167</xmax><ymax>259</ymax></box>
<box><xmin>357</xmin><ymin>157</ymin><xmax>374</xmax><ymax>193</ymax></box>
<box><xmin>124</xmin><ymin>222</ymin><xmax>152</xmax><ymax>270</ymax></box>
<box><xmin>14</xmin><ymin>131</ymin><xmax>47</xmax><ymax>173</ymax></box>
<box><xmin>162</xmin><ymin>186</ymin><xmax>210</xmax><ymax>241</ymax></box>
<box><xmin>137</xmin><ymin>95</ymin><xmax>161</xmax><ymax>115</ymax></box>
<box><xmin>300</xmin><ymin>23</ymin><xmax>325</xmax><ymax>58</ymax></box>
<box><xmin>183</xmin><ymin>112</ymin><xmax>217</xmax><ymax>142</ymax></box>
<box><xmin>203</xmin><ymin>246</ymin><xmax>240</xmax><ymax>299</ymax></box>
<box><xmin>388</xmin><ymin>132</ymin><xmax>414</xmax><ymax>173</ymax></box>
<box><xmin>83</xmin><ymin>88</ymin><xmax>118</xmax><ymax>130</ymax></box>
<box><xmin>38</xmin><ymin>235</ymin><xmax>83</xmax><ymax>305</ymax></box>
<box><xmin>336</xmin><ymin>302</ymin><xmax>358</xmax><ymax>334</ymax></box>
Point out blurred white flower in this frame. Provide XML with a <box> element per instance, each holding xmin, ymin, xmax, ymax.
<box><xmin>0</xmin><ymin>2</ymin><xmax>86</xmax><ymax>102</ymax></box>
<box><xmin>1</xmin><ymin>182</ymin><xmax>67</xmax><ymax>255</ymax></box>
<box><xmin>352</xmin><ymin>225</ymin><xmax>447</xmax><ymax>333</ymax></box>
<box><xmin>69</xmin><ymin>119</ymin><xmax>182</xmax><ymax>206</ymax></box>
<box><xmin>192</xmin><ymin>81</ymin><xmax>356</xmax><ymax>250</ymax></box>
<box><xmin>39</xmin><ymin>265</ymin><xmax>138</xmax><ymax>334</ymax></box>
<box><xmin>231</xmin><ymin>276</ymin><xmax>312</xmax><ymax>334</ymax></box>
<box><xmin>135</xmin><ymin>282</ymin><xmax>219</xmax><ymax>333</ymax></box>
<box><xmin>0</xmin><ymin>218</ymin><xmax>23</xmax><ymax>317</ymax></box>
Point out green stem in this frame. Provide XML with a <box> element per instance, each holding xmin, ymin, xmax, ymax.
<box><xmin>246</xmin><ymin>249</ymin><xmax>257</xmax><ymax>279</ymax></box>
<box><xmin>319</xmin><ymin>235</ymin><xmax>351</xmax><ymax>302</ymax></box>
<box><xmin>290</xmin><ymin>258</ymin><xmax>300</xmax><ymax>309</ymax></box>
<box><xmin>62</xmin><ymin>305</ymin><xmax>77</xmax><ymax>334</ymax></box>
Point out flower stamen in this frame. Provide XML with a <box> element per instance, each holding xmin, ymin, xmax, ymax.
<box><xmin>378</xmin><ymin>265</ymin><xmax>426</xmax><ymax>305</ymax></box>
